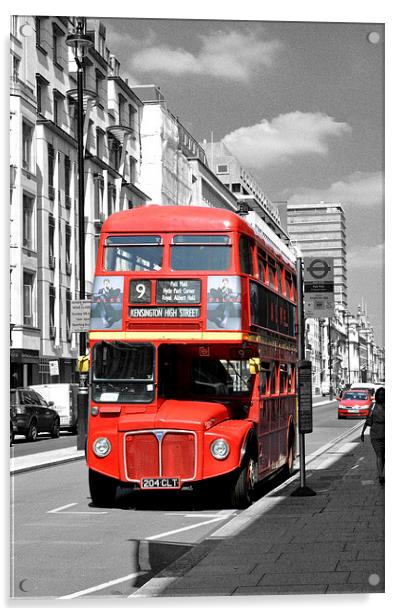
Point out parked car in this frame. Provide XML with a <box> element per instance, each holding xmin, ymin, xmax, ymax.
<box><xmin>10</xmin><ymin>388</ymin><xmax>61</xmax><ymax>441</ymax></box>
<box><xmin>10</xmin><ymin>409</ymin><xmax>17</xmax><ymax>446</ymax></box>
<box><xmin>31</xmin><ymin>383</ymin><xmax>78</xmax><ymax>433</ymax></box>
<box><xmin>337</xmin><ymin>389</ymin><xmax>373</xmax><ymax>419</ymax></box>
<box><xmin>321</xmin><ymin>382</ymin><xmax>330</xmax><ymax>396</ymax></box>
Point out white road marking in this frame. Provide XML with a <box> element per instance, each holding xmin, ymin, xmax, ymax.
<box><xmin>47</xmin><ymin>503</ymin><xmax>77</xmax><ymax>513</ymax></box>
<box><xmin>58</xmin><ymin>572</ymin><xmax>147</xmax><ymax>599</ymax></box>
<box><xmin>165</xmin><ymin>512</ymin><xmax>235</xmax><ymax>518</ymax></box>
<box><xmin>47</xmin><ymin>502</ymin><xmax>107</xmax><ymax>515</ymax></box>
<box><xmin>145</xmin><ymin>516</ymin><xmax>227</xmax><ymax>540</ymax></box>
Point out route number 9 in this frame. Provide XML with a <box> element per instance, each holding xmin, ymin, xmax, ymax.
<box><xmin>129</xmin><ymin>280</ymin><xmax>151</xmax><ymax>304</ymax></box>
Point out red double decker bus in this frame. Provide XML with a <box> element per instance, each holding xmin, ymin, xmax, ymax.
<box><xmin>87</xmin><ymin>205</ymin><xmax>298</xmax><ymax>508</ymax></box>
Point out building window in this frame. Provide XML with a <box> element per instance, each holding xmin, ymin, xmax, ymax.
<box><xmin>94</xmin><ymin>174</ymin><xmax>104</xmax><ymax>221</ymax></box>
<box><xmin>108</xmin><ymin>137</ymin><xmax>120</xmax><ymax>170</ymax></box>
<box><xmin>48</xmin><ymin>144</ymin><xmax>55</xmax><ymax>199</ymax></box>
<box><xmin>128</xmin><ymin>105</ymin><xmax>137</xmax><ymax>132</ymax></box>
<box><xmin>52</xmin><ymin>23</ymin><xmax>64</xmax><ymax>68</ymax></box>
<box><xmin>23</xmin><ymin>194</ymin><xmax>34</xmax><ymax>250</ymax></box>
<box><xmin>12</xmin><ymin>54</ymin><xmax>20</xmax><ymax>82</ymax></box>
<box><xmin>49</xmin><ymin>285</ymin><xmax>56</xmax><ymax>331</ymax></box>
<box><xmin>49</xmin><ymin>214</ymin><xmax>55</xmax><ymax>263</ymax></box>
<box><xmin>22</xmin><ymin>121</ymin><xmax>33</xmax><ymax>171</ymax></box>
<box><xmin>23</xmin><ymin>271</ymin><xmax>35</xmax><ymax>326</ymax></box>
<box><xmin>96</xmin><ymin>129</ymin><xmax>104</xmax><ymax>159</ymax></box>
<box><xmin>66</xmin><ymin>290</ymin><xmax>72</xmax><ymax>336</ymax></box>
<box><xmin>98</xmin><ymin>22</ymin><xmax>106</xmax><ymax>56</ymax></box>
<box><xmin>65</xmin><ymin>223</ymin><xmax>71</xmax><ymax>264</ymax></box>
<box><xmin>217</xmin><ymin>164</ymin><xmax>229</xmax><ymax>174</ymax></box>
<box><xmin>11</xmin><ymin>16</ymin><xmax>19</xmax><ymax>38</ymax></box>
<box><xmin>129</xmin><ymin>157</ymin><xmax>137</xmax><ymax>184</ymax></box>
<box><xmin>64</xmin><ymin>155</ymin><xmax>71</xmax><ymax>198</ymax></box>
<box><xmin>35</xmin><ymin>17</ymin><xmax>42</xmax><ymax>47</ymax></box>
<box><xmin>36</xmin><ymin>81</ymin><xmax>43</xmax><ymax>114</ymax></box>
<box><xmin>53</xmin><ymin>93</ymin><xmax>59</xmax><ymax>125</ymax></box>
<box><xmin>107</xmin><ymin>184</ymin><xmax>116</xmax><ymax>217</ymax></box>
<box><xmin>118</xmin><ymin>94</ymin><xmax>126</xmax><ymax>125</ymax></box>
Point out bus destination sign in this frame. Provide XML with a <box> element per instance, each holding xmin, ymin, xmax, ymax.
<box><xmin>129</xmin><ymin>306</ymin><xmax>201</xmax><ymax>319</ymax></box>
<box><xmin>156</xmin><ymin>279</ymin><xmax>201</xmax><ymax>304</ymax></box>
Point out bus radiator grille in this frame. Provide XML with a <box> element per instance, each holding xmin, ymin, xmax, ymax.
<box><xmin>125</xmin><ymin>431</ymin><xmax>196</xmax><ymax>481</ymax></box>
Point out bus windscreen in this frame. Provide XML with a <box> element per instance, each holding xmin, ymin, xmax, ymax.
<box><xmin>171</xmin><ymin>235</ymin><xmax>231</xmax><ymax>271</ymax></box>
<box><xmin>104</xmin><ymin>236</ymin><xmax>163</xmax><ymax>272</ymax></box>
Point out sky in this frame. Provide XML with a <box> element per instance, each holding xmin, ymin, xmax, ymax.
<box><xmin>97</xmin><ymin>15</ymin><xmax>385</xmax><ymax>344</ymax></box>
<box><xmin>4</xmin><ymin>1</ymin><xmax>394</xmax><ymax>352</ymax></box>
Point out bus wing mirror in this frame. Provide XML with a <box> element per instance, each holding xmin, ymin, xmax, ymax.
<box><xmin>248</xmin><ymin>358</ymin><xmax>260</xmax><ymax>374</ymax></box>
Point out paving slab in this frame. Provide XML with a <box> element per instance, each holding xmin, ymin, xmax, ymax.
<box><xmin>132</xmin><ymin>427</ymin><xmax>384</xmax><ymax>598</ymax></box>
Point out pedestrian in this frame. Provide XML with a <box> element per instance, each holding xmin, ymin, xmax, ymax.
<box><xmin>361</xmin><ymin>387</ymin><xmax>385</xmax><ymax>484</ymax></box>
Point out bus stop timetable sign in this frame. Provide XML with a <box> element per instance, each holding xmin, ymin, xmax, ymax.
<box><xmin>71</xmin><ymin>300</ymin><xmax>92</xmax><ymax>332</ymax></box>
<box><xmin>303</xmin><ymin>256</ymin><xmax>334</xmax><ymax>318</ymax></box>
<box><xmin>298</xmin><ymin>360</ymin><xmax>313</xmax><ymax>434</ymax></box>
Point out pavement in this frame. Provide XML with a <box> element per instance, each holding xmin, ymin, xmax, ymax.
<box><xmin>131</xmin><ymin>421</ymin><xmax>384</xmax><ymax>597</ymax></box>
<box><xmin>10</xmin><ymin>397</ymin><xmax>384</xmax><ymax>597</ymax></box>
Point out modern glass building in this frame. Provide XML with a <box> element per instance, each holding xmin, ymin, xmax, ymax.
<box><xmin>287</xmin><ymin>202</ymin><xmax>347</xmax><ymax>308</ymax></box>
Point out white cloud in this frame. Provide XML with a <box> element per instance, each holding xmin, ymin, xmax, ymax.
<box><xmin>347</xmin><ymin>243</ymin><xmax>384</xmax><ymax>269</ymax></box>
<box><xmin>130</xmin><ymin>30</ymin><xmax>282</xmax><ymax>81</ymax></box>
<box><xmin>222</xmin><ymin>112</ymin><xmax>351</xmax><ymax>168</ymax></box>
<box><xmin>288</xmin><ymin>171</ymin><xmax>384</xmax><ymax>208</ymax></box>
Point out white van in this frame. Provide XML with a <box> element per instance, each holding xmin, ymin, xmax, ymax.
<box><xmin>31</xmin><ymin>383</ymin><xmax>78</xmax><ymax>433</ymax></box>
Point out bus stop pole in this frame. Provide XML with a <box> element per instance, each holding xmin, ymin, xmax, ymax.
<box><xmin>291</xmin><ymin>255</ymin><xmax>316</xmax><ymax>497</ymax></box>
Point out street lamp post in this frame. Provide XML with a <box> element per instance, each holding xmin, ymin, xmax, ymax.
<box><xmin>66</xmin><ymin>18</ymin><xmax>94</xmax><ymax>450</ymax></box>
<box><xmin>346</xmin><ymin>313</ymin><xmax>351</xmax><ymax>384</ymax></box>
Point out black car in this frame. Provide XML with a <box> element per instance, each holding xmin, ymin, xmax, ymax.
<box><xmin>10</xmin><ymin>388</ymin><xmax>60</xmax><ymax>441</ymax></box>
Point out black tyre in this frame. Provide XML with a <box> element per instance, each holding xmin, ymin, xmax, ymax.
<box><xmin>89</xmin><ymin>468</ymin><xmax>118</xmax><ymax>507</ymax></box>
<box><xmin>228</xmin><ymin>456</ymin><xmax>257</xmax><ymax>509</ymax></box>
<box><xmin>10</xmin><ymin>422</ymin><xmax>14</xmax><ymax>446</ymax></box>
<box><xmin>26</xmin><ymin>420</ymin><xmax>38</xmax><ymax>441</ymax></box>
<box><xmin>50</xmin><ymin>417</ymin><xmax>60</xmax><ymax>438</ymax></box>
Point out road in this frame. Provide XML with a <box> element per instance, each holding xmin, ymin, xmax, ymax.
<box><xmin>10</xmin><ymin>398</ymin><xmax>363</xmax><ymax>599</ymax></box>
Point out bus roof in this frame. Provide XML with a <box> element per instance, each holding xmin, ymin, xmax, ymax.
<box><xmin>101</xmin><ymin>204</ymin><xmax>253</xmax><ymax>235</ymax></box>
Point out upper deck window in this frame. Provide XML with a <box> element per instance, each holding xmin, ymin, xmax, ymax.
<box><xmin>104</xmin><ymin>235</ymin><xmax>163</xmax><ymax>272</ymax></box>
<box><xmin>239</xmin><ymin>235</ymin><xmax>254</xmax><ymax>275</ymax></box>
<box><xmin>171</xmin><ymin>235</ymin><xmax>231</xmax><ymax>271</ymax></box>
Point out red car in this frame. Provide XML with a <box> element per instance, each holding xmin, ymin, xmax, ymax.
<box><xmin>338</xmin><ymin>389</ymin><xmax>373</xmax><ymax>419</ymax></box>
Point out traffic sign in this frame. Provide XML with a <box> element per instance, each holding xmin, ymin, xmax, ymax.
<box><xmin>304</xmin><ymin>257</ymin><xmax>334</xmax><ymax>318</ymax></box>
<box><xmin>49</xmin><ymin>360</ymin><xmax>59</xmax><ymax>376</ymax></box>
<box><xmin>71</xmin><ymin>300</ymin><xmax>92</xmax><ymax>332</ymax></box>
<box><xmin>298</xmin><ymin>359</ymin><xmax>313</xmax><ymax>434</ymax></box>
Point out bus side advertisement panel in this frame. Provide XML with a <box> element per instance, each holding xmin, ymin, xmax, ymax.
<box><xmin>206</xmin><ymin>276</ymin><xmax>241</xmax><ymax>330</ymax></box>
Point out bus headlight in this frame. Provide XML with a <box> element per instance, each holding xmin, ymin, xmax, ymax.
<box><xmin>210</xmin><ymin>438</ymin><xmax>230</xmax><ymax>460</ymax></box>
<box><xmin>93</xmin><ymin>437</ymin><xmax>111</xmax><ymax>458</ymax></box>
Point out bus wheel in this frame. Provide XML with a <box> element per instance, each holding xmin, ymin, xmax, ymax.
<box><xmin>229</xmin><ymin>456</ymin><xmax>257</xmax><ymax>509</ymax></box>
<box><xmin>89</xmin><ymin>469</ymin><xmax>118</xmax><ymax>507</ymax></box>
<box><xmin>285</xmin><ymin>438</ymin><xmax>295</xmax><ymax>477</ymax></box>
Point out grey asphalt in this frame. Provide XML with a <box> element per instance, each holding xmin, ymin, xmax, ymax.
<box><xmin>10</xmin><ymin>397</ymin><xmax>384</xmax><ymax>597</ymax></box>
